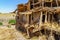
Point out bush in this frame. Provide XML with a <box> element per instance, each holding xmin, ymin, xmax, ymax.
<box><xmin>9</xmin><ymin>20</ymin><xmax>16</xmax><ymax>25</ymax></box>
<box><xmin>0</xmin><ymin>22</ymin><xmax>3</xmax><ymax>25</ymax></box>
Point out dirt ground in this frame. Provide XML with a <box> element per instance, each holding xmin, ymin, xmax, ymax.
<box><xmin>0</xmin><ymin>26</ymin><xmax>40</xmax><ymax>40</ymax></box>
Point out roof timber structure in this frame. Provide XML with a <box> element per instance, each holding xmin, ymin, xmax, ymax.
<box><xmin>14</xmin><ymin>0</ymin><xmax>60</xmax><ymax>13</ymax></box>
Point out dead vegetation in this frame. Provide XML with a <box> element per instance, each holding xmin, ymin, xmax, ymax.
<box><xmin>0</xmin><ymin>27</ymin><xmax>26</xmax><ymax>40</ymax></box>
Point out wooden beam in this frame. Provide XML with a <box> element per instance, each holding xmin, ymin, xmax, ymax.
<box><xmin>32</xmin><ymin>2</ymin><xmax>40</xmax><ymax>5</ymax></box>
<box><xmin>39</xmin><ymin>11</ymin><xmax>43</xmax><ymax>28</ymax></box>
<box><xmin>42</xmin><ymin>0</ymin><xmax>44</xmax><ymax>7</ymax></box>
<box><xmin>56</xmin><ymin>0</ymin><xmax>59</xmax><ymax>7</ymax></box>
<box><xmin>45</xmin><ymin>11</ymin><xmax>47</xmax><ymax>23</ymax></box>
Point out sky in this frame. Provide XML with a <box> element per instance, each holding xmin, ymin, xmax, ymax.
<box><xmin>0</xmin><ymin>0</ymin><xmax>28</xmax><ymax>13</ymax></box>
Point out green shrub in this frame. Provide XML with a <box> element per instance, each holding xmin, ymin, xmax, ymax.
<box><xmin>0</xmin><ymin>22</ymin><xmax>3</xmax><ymax>25</ymax></box>
<box><xmin>9</xmin><ymin>20</ymin><xmax>16</xmax><ymax>25</ymax></box>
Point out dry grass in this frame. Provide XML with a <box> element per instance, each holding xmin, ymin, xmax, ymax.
<box><xmin>0</xmin><ymin>27</ymin><xmax>26</xmax><ymax>40</ymax></box>
<box><xmin>0</xmin><ymin>28</ymin><xmax>16</xmax><ymax>40</ymax></box>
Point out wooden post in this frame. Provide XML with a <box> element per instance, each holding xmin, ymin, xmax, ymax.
<box><xmin>50</xmin><ymin>13</ymin><xmax>53</xmax><ymax>36</ymax></box>
<box><xmin>45</xmin><ymin>11</ymin><xmax>47</xmax><ymax>23</ymax></box>
<box><xmin>31</xmin><ymin>14</ymin><xmax>33</xmax><ymax>24</ymax></box>
<box><xmin>26</xmin><ymin>14</ymin><xmax>29</xmax><ymax>24</ymax></box>
<box><xmin>48</xmin><ymin>13</ymin><xmax>50</xmax><ymax>23</ymax></box>
<box><xmin>39</xmin><ymin>0</ymin><xmax>42</xmax><ymax>7</ymax></box>
<box><xmin>33</xmin><ymin>0</ymin><xmax>35</xmax><ymax>9</ymax></box>
<box><xmin>44</xmin><ymin>11</ymin><xmax>47</xmax><ymax>35</ymax></box>
<box><xmin>39</xmin><ymin>11</ymin><xmax>43</xmax><ymax>27</ymax></box>
<box><xmin>42</xmin><ymin>0</ymin><xmax>44</xmax><ymax>7</ymax></box>
<box><xmin>39</xmin><ymin>11</ymin><xmax>43</xmax><ymax>35</ymax></box>
<box><xmin>39</xmin><ymin>11</ymin><xmax>43</xmax><ymax>40</ymax></box>
<box><xmin>56</xmin><ymin>0</ymin><xmax>59</xmax><ymax>7</ymax></box>
<box><xmin>50</xmin><ymin>0</ymin><xmax>53</xmax><ymax>7</ymax></box>
<box><xmin>50</xmin><ymin>2</ymin><xmax>53</xmax><ymax>36</ymax></box>
<box><xmin>26</xmin><ymin>14</ymin><xmax>30</xmax><ymax>38</ymax></box>
<box><xmin>26</xmin><ymin>28</ymin><xmax>30</xmax><ymax>38</ymax></box>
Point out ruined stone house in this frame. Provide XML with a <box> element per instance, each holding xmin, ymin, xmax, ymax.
<box><xmin>15</xmin><ymin>0</ymin><xmax>60</xmax><ymax>39</ymax></box>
